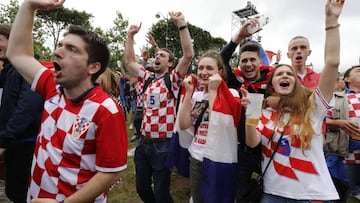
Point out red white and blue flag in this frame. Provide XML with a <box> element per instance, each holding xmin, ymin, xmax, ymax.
<box><xmin>200</xmin><ymin>80</ymin><xmax>241</xmax><ymax>203</ymax></box>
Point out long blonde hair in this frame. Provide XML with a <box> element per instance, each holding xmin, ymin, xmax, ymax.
<box><xmin>97</xmin><ymin>68</ymin><xmax>121</xmax><ymax>99</ymax></box>
<box><xmin>264</xmin><ymin>64</ymin><xmax>316</xmax><ymax>150</ymax></box>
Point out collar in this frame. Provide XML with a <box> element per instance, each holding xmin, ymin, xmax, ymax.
<box><xmin>59</xmin><ymin>84</ymin><xmax>99</xmax><ymax>103</ymax></box>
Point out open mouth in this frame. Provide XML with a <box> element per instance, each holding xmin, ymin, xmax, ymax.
<box><xmin>295</xmin><ymin>56</ymin><xmax>303</xmax><ymax>60</ymax></box>
<box><xmin>54</xmin><ymin>62</ymin><xmax>61</xmax><ymax>71</ymax></box>
<box><xmin>280</xmin><ymin>81</ymin><xmax>290</xmax><ymax>87</ymax></box>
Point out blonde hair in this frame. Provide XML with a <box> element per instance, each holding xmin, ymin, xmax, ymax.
<box><xmin>265</xmin><ymin>64</ymin><xmax>316</xmax><ymax>150</ymax></box>
<box><xmin>98</xmin><ymin>68</ymin><xmax>121</xmax><ymax>98</ymax></box>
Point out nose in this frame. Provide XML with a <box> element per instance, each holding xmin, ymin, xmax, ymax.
<box><xmin>245</xmin><ymin>60</ymin><xmax>252</xmax><ymax>66</ymax></box>
<box><xmin>53</xmin><ymin>47</ymin><xmax>63</xmax><ymax>60</ymax></box>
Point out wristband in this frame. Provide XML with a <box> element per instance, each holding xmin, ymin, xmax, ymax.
<box><xmin>325</xmin><ymin>24</ymin><xmax>340</xmax><ymax>31</ymax></box>
<box><xmin>178</xmin><ymin>25</ymin><xmax>187</xmax><ymax>31</ymax></box>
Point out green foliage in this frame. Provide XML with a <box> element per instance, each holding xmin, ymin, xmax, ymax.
<box><xmin>0</xmin><ymin>0</ymin><xmax>52</xmax><ymax>60</ymax></box>
<box><xmin>105</xmin><ymin>11</ymin><xmax>129</xmax><ymax>71</ymax></box>
<box><xmin>149</xmin><ymin>19</ymin><xmax>227</xmax><ymax>69</ymax></box>
<box><xmin>0</xmin><ymin>0</ymin><xmax>18</xmax><ymax>23</ymax></box>
<box><xmin>36</xmin><ymin>7</ymin><xmax>94</xmax><ymax>50</ymax></box>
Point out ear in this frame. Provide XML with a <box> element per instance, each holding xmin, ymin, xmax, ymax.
<box><xmin>88</xmin><ymin>62</ymin><xmax>101</xmax><ymax>75</ymax></box>
<box><xmin>286</xmin><ymin>52</ymin><xmax>291</xmax><ymax>59</ymax></box>
<box><xmin>307</xmin><ymin>49</ymin><xmax>312</xmax><ymax>56</ymax></box>
<box><xmin>167</xmin><ymin>61</ymin><xmax>173</xmax><ymax>69</ymax></box>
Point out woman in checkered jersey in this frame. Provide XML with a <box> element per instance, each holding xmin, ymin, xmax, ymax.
<box><xmin>245</xmin><ymin>0</ymin><xmax>344</xmax><ymax>202</ymax></box>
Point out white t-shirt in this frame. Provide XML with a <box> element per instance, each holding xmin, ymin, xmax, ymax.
<box><xmin>258</xmin><ymin>88</ymin><xmax>339</xmax><ymax>200</ymax></box>
<box><xmin>188</xmin><ymin>91</ymin><xmax>209</xmax><ymax>161</ymax></box>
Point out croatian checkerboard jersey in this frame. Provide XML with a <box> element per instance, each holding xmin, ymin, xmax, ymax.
<box><xmin>27</xmin><ymin>67</ymin><xmax>128</xmax><ymax>202</ymax></box>
<box><xmin>258</xmin><ymin>88</ymin><xmax>338</xmax><ymax>200</ymax></box>
<box><xmin>138</xmin><ymin>66</ymin><xmax>182</xmax><ymax>139</ymax></box>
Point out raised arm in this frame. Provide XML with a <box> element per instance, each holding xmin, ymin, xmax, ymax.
<box><xmin>220</xmin><ymin>19</ymin><xmax>258</xmax><ymax>89</ymax></box>
<box><xmin>125</xmin><ymin>23</ymin><xmax>143</xmax><ymax>77</ymax></box>
<box><xmin>7</xmin><ymin>0</ymin><xmax>64</xmax><ymax>84</ymax></box>
<box><xmin>178</xmin><ymin>75</ymin><xmax>194</xmax><ymax>130</ymax></box>
<box><xmin>146</xmin><ymin>33</ymin><xmax>160</xmax><ymax>53</ymax></box>
<box><xmin>169</xmin><ymin>11</ymin><xmax>194</xmax><ymax>77</ymax></box>
<box><xmin>318</xmin><ymin>0</ymin><xmax>344</xmax><ymax>102</ymax></box>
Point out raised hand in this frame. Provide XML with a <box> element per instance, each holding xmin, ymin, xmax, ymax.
<box><xmin>326</xmin><ymin>0</ymin><xmax>345</xmax><ymax>18</ymax></box>
<box><xmin>169</xmin><ymin>11</ymin><xmax>186</xmax><ymax>27</ymax></box>
<box><xmin>146</xmin><ymin>33</ymin><xmax>157</xmax><ymax>47</ymax></box>
<box><xmin>127</xmin><ymin>23</ymin><xmax>142</xmax><ymax>37</ymax></box>
<box><xmin>24</xmin><ymin>0</ymin><xmax>64</xmax><ymax>10</ymax></box>
<box><xmin>182</xmin><ymin>75</ymin><xmax>195</xmax><ymax>93</ymax></box>
<box><xmin>208</xmin><ymin>73</ymin><xmax>222</xmax><ymax>92</ymax></box>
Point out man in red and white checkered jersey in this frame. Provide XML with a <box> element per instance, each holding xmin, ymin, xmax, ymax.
<box><xmin>7</xmin><ymin>0</ymin><xmax>128</xmax><ymax>203</ymax></box>
<box><xmin>326</xmin><ymin>65</ymin><xmax>360</xmax><ymax>200</ymax></box>
<box><xmin>125</xmin><ymin>12</ymin><xmax>193</xmax><ymax>203</ymax></box>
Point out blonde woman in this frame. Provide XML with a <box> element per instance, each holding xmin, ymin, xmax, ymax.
<box><xmin>245</xmin><ymin>0</ymin><xmax>344</xmax><ymax>202</ymax></box>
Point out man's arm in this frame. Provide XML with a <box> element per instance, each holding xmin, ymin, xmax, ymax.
<box><xmin>7</xmin><ymin>0</ymin><xmax>64</xmax><ymax>84</ymax></box>
<box><xmin>318</xmin><ymin>0</ymin><xmax>343</xmax><ymax>102</ymax></box>
<box><xmin>220</xmin><ymin>19</ymin><xmax>256</xmax><ymax>89</ymax></box>
<box><xmin>170</xmin><ymin>11</ymin><xmax>193</xmax><ymax>77</ymax></box>
<box><xmin>125</xmin><ymin>23</ymin><xmax>143</xmax><ymax>77</ymax></box>
<box><xmin>31</xmin><ymin>171</ymin><xmax>122</xmax><ymax>203</ymax></box>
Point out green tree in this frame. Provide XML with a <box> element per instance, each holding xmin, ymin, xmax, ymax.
<box><xmin>36</xmin><ymin>7</ymin><xmax>93</xmax><ymax>51</ymax></box>
<box><xmin>104</xmin><ymin>11</ymin><xmax>129</xmax><ymax>70</ymax></box>
<box><xmin>0</xmin><ymin>0</ymin><xmax>51</xmax><ymax>60</ymax></box>
<box><xmin>149</xmin><ymin>19</ymin><xmax>227</xmax><ymax>67</ymax></box>
<box><xmin>0</xmin><ymin>0</ymin><xmax>17</xmax><ymax>23</ymax></box>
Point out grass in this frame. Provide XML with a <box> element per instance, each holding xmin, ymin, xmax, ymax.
<box><xmin>107</xmin><ymin>115</ymin><xmax>190</xmax><ymax>203</ymax></box>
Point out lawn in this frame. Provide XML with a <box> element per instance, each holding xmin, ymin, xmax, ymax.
<box><xmin>107</xmin><ymin>118</ymin><xmax>190</xmax><ymax>203</ymax></box>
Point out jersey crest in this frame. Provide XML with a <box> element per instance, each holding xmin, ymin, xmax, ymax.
<box><xmin>72</xmin><ymin>116</ymin><xmax>91</xmax><ymax>139</ymax></box>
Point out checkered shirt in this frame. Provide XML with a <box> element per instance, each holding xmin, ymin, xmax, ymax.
<box><xmin>327</xmin><ymin>90</ymin><xmax>360</xmax><ymax>164</ymax></box>
<box><xmin>136</xmin><ymin>81</ymin><xmax>143</xmax><ymax>107</ymax></box>
<box><xmin>27</xmin><ymin>68</ymin><xmax>128</xmax><ymax>202</ymax></box>
<box><xmin>137</xmin><ymin>67</ymin><xmax>183</xmax><ymax>138</ymax></box>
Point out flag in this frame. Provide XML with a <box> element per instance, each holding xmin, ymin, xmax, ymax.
<box><xmin>201</xmin><ymin>80</ymin><xmax>242</xmax><ymax>203</ymax></box>
<box><xmin>265</xmin><ymin>50</ymin><xmax>277</xmax><ymax>63</ymax></box>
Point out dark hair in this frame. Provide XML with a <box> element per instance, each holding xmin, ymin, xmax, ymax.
<box><xmin>0</xmin><ymin>24</ymin><xmax>11</xmax><ymax>39</ymax></box>
<box><xmin>159</xmin><ymin>48</ymin><xmax>175</xmax><ymax>67</ymax></box>
<box><xmin>239</xmin><ymin>42</ymin><xmax>261</xmax><ymax>58</ymax></box>
<box><xmin>343</xmin><ymin>65</ymin><xmax>360</xmax><ymax>89</ymax></box>
<box><xmin>198</xmin><ymin>50</ymin><xmax>228</xmax><ymax>82</ymax></box>
<box><xmin>64</xmin><ymin>25</ymin><xmax>110</xmax><ymax>83</ymax></box>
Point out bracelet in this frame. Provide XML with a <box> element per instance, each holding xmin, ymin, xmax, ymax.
<box><xmin>178</xmin><ymin>25</ymin><xmax>187</xmax><ymax>31</ymax></box>
<box><xmin>325</xmin><ymin>24</ymin><xmax>340</xmax><ymax>31</ymax></box>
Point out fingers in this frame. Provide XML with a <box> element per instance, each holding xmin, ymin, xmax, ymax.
<box><xmin>240</xmin><ymin>85</ymin><xmax>248</xmax><ymax>98</ymax></box>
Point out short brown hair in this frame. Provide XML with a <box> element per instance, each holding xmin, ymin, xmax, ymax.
<box><xmin>0</xmin><ymin>24</ymin><xmax>11</xmax><ymax>39</ymax></box>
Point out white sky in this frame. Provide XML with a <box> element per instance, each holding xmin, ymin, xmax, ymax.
<box><xmin>11</xmin><ymin>0</ymin><xmax>360</xmax><ymax>73</ymax></box>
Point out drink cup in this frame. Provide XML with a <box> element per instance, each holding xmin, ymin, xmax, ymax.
<box><xmin>350</xmin><ymin>117</ymin><xmax>360</xmax><ymax>140</ymax></box>
<box><xmin>245</xmin><ymin>93</ymin><xmax>264</xmax><ymax>126</ymax></box>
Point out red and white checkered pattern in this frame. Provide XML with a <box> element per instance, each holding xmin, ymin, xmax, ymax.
<box><xmin>138</xmin><ymin>67</ymin><xmax>182</xmax><ymax>138</ymax></box>
<box><xmin>28</xmin><ymin>68</ymin><xmax>128</xmax><ymax>202</ymax></box>
<box><xmin>327</xmin><ymin>91</ymin><xmax>360</xmax><ymax>164</ymax></box>
<box><xmin>258</xmin><ymin>89</ymin><xmax>338</xmax><ymax>200</ymax></box>
<box><xmin>136</xmin><ymin>81</ymin><xmax>143</xmax><ymax>107</ymax></box>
